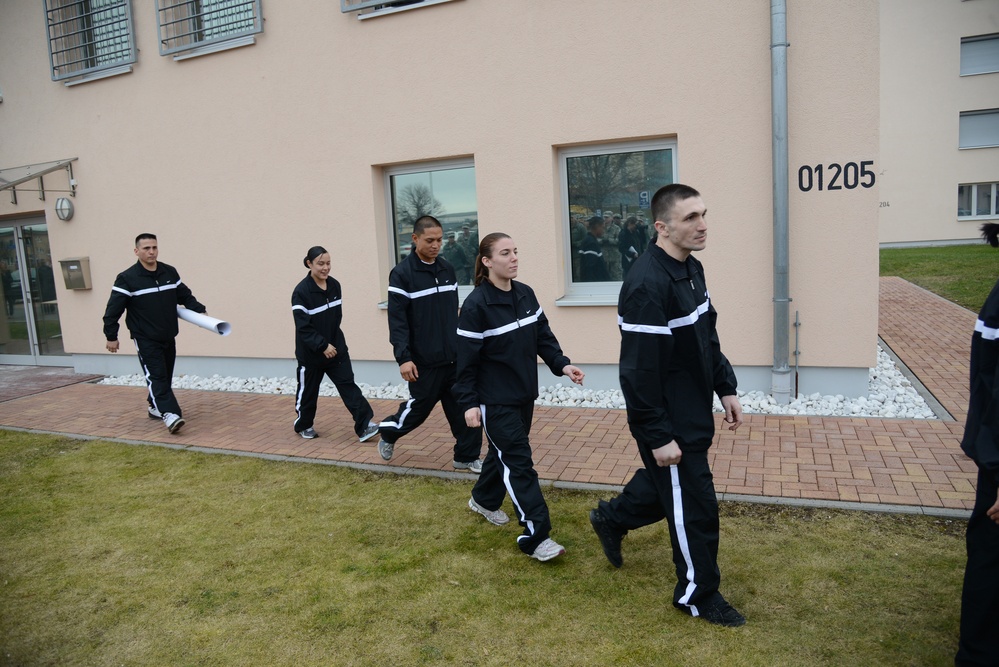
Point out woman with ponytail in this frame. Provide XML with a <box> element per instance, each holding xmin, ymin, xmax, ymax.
<box><xmin>291</xmin><ymin>246</ymin><xmax>378</xmax><ymax>442</ymax></box>
<box><xmin>453</xmin><ymin>232</ymin><xmax>585</xmax><ymax>562</ymax></box>
<box><xmin>956</xmin><ymin>222</ymin><xmax>999</xmax><ymax>665</ymax></box>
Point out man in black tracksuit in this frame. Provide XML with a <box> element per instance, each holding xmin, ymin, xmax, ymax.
<box><xmin>955</xmin><ymin>223</ymin><xmax>999</xmax><ymax>667</ymax></box>
<box><xmin>579</xmin><ymin>216</ymin><xmax>610</xmax><ymax>282</ymax></box>
<box><xmin>376</xmin><ymin>216</ymin><xmax>482</xmax><ymax>468</ymax></box>
<box><xmin>588</xmin><ymin>184</ymin><xmax>747</xmax><ymax>627</ymax></box>
<box><xmin>102</xmin><ymin>233</ymin><xmax>207</xmax><ymax>434</ymax></box>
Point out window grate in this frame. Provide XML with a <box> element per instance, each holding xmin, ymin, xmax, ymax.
<box><xmin>156</xmin><ymin>0</ymin><xmax>263</xmax><ymax>56</ymax></box>
<box><xmin>45</xmin><ymin>0</ymin><xmax>136</xmax><ymax>82</ymax></box>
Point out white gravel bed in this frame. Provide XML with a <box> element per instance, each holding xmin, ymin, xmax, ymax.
<box><xmin>99</xmin><ymin>346</ymin><xmax>938</xmax><ymax>419</ymax></box>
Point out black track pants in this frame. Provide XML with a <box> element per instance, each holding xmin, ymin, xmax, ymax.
<box><xmin>472</xmin><ymin>403</ymin><xmax>551</xmax><ymax>555</ymax></box>
<box><xmin>377</xmin><ymin>363</ymin><xmax>482</xmax><ymax>462</ymax></box>
<box><xmin>294</xmin><ymin>353</ymin><xmax>374</xmax><ymax>437</ymax></box>
<box><xmin>134</xmin><ymin>336</ymin><xmax>181</xmax><ymax>417</ymax></box>
<box><xmin>599</xmin><ymin>447</ymin><xmax>722</xmax><ymax>614</ymax></box>
<box><xmin>956</xmin><ymin>467</ymin><xmax>999</xmax><ymax>667</ymax></box>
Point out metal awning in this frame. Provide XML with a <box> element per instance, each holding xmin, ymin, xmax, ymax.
<box><xmin>0</xmin><ymin>158</ymin><xmax>78</xmax><ymax>203</ymax></box>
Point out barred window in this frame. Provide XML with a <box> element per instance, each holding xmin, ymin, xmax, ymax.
<box><xmin>157</xmin><ymin>0</ymin><xmax>263</xmax><ymax>57</ymax></box>
<box><xmin>45</xmin><ymin>0</ymin><xmax>136</xmax><ymax>82</ymax></box>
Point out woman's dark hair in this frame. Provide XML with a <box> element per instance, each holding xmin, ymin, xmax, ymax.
<box><xmin>304</xmin><ymin>246</ymin><xmax>328</xmax><ymax>268</ymax></box>
<box><xmin>473</xmin><ymin>232</ymin><xmax>511</xmax><ymax>287</ymax></box>
<box><xmin>981</xmin><ymin>223</ymin><xmax>999</xmax><ymax>248</ymax></box>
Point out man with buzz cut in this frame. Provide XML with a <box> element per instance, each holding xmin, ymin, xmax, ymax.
<box><xmin>588</xmin><ymin>183</ymin><xmax>747</xmax><ymax>627</ymax></box>
<box><xmin>102</xmin><ymin>233</ymin><xmax>208</xmax><ymax>434</ymax></box>
<box><xmin>376</xmin><ymin>216</ymin><xmax>483</xmax><ymax>470</ymax></box>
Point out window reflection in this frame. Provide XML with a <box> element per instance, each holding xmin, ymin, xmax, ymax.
<box><xmin>566</xmin><ymin>147</ymin><xmax>672</xmax><ymax>283</ymax></box>
<box><xmin>389</xmin><ymin>165</ymin><xmax>478</xmax><ymax>285</ymax></box>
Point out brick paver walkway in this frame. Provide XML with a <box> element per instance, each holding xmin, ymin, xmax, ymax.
<box><xmin>0</xmin><ymin>277</ymin><xmax>981</xmax><ymax>514</ymax></box>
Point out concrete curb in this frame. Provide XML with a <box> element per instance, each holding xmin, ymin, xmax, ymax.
<box><xmin>6</xmin><ymin>425</ymin><xmax>971</xmax><ymax>520</ymax></box>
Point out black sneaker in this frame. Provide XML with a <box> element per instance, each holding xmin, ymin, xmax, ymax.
<box><xmin>589</xmin><ymin>507</ymin><xmax>623</xmax><ymax>568</ymax></box>
<box><xmin>695</xmin><ymin>599</ymin><xmax>746</xmax><ymax>627</ymax></box>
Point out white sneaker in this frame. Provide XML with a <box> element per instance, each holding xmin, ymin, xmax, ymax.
<box><xmin>147</xmin><ymin>406</ymin><xmax>162</xmax><ymax>420</ymax></box>
<box><xmin>468</xmin><ymin>497</ymin><xmax>509</xmax><ymax>525</ymax></box>
<box><xmin>529</xmin><ymin>538</ymin><xmax>566</xmax><ymax>562</ymax></box>
<box><xmin>453</xmin><ymin>459</ymin><xmax>483</xmax><ymax>474</ymax></box>
<box><xmin>359</xmin><ymin>422</ymin><xmax>379</xmax><ymax>443</ymax></box>
<box><xmin>163</xmin><ymin>412</ymin><xmax>185</xmax><ymax>434</ymax></box>
<box><xmin>299</xmin><ymin>427</ymin><xmax>318</xmax><ymax>439</ymax></box>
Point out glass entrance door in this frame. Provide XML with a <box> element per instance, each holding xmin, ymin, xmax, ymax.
<box><xmin>0</xmin><ymin>220</ymin><xmax>67</xmax><ymax>364</ymax></box>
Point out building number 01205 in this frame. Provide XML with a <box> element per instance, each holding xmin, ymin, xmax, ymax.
<box><xmin>798</xmin><ymin>161</ymin><xmax>875</xmax><ymax>192</ymax></box>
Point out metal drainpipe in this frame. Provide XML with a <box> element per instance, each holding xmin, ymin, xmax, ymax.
<box><xmin>770</xmin><ymin>0</ymin><xmax>792</xmax><ymax>404</ymax></box>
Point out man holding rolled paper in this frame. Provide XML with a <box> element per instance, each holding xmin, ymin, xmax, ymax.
<box><xmin>102</xmin><ymin>233</ymin><xmax>207</xmax><ymax>434</ymax></box>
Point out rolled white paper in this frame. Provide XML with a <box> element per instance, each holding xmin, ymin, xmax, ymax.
<box><xmin>177</xmin><ymin>306</ymin><xmax>232</xmax><ymax>336</ymax></box>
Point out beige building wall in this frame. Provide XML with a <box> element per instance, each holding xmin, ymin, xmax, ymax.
<box><xmin>0</xmin><ymin>0</ymin><xmax>879</xmax><ymax>395</ymax></box>
<box><xmin>880</xmin><ymin>0</ymin><xmax>999</xmax><ymax>245</ymax></box>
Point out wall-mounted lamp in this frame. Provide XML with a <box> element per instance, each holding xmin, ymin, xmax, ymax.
<box><xmin>55</xmin><ymin>197</ymin><xmax>74</xmax><ymax>221</ymax></box>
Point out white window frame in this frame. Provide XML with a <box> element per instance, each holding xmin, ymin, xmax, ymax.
<box><xmin>961</xmin><ymin>34</ymin><xmax>999</xmax><ymax>76</ymax></box>
<box><xmin>959</xmin><ymin>109</ymin><xmax>999</xmax><ymax>149</ymax></box>
<box><xmin>383</xmin><ymin>157</ymin><xmax>478</xmax><ymax>303</ymax></box>
<box><xmin>556</xmin><ymin>138</ymin><xmax>678</xmax><ymax>307</ymax></box>
<box><xmin>958</xmin><ymin>182</ymin><xmax>999</xmax><ymax>220</ymax></box>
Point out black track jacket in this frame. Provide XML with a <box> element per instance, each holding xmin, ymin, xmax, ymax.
<box><xmin>387</xmin><ymin>252</ymin><xmax>459</xmax><ymax>369</ymax></box>
<box><xmin>454</xmin><ymin>280</ymin><xmax>570</xmax><ymax>409</ymax></box>
<box><xmin>962</xmin><ymin>278</ymin><xmax>999</xmax><ymax>485</ymax></box>
<box><xmin>292</xmin><ymin>274</ymin><xmax>349</xmax><ymax>367</ymax></box>
<box><xmin>617</xmin><ymin>243</ymin><xmax>738</xmax><ymax>452</ymax></box>
<box><xmin>102</xmin><ymin>261</ymin><xmax>205</xmax><ymax>343</ymax></box>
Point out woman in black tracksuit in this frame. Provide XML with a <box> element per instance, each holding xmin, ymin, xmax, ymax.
<box><xmin>291</xmin><ymin>246</ymin><xmax>378</xmax><ymax>442</ymax></box>
<box><xmin>453</xmin><ymin>232</ymin><xmax>585</xmax><ymax>562</ymax></box>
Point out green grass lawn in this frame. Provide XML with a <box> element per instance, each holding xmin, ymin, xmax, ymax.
<box><xmin>880</xmin><ymin>244</ymin><xmax>999</xmax><ymax>312</ymax></box>
<box><xmin>0</xmin><ymin>430</ymin><xmax>964</xmax><ymax>666</ymax></box>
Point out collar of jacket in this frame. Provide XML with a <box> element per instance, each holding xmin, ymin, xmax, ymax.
<box><xmin>408</xmin><ymin>250</ymin><xmax>447</xmax><ymax>274</ymax></box>
<box><xmin>480</xmin><ymin>279</ymin><xmax>525</xmax><ymax>305</ymax></box>
<box><xmin>302</xmin><ymin>273</ymin><xmax>334</xmax><ymax>294</ymax></box>
<box><xmin>649</xmin><ymin>242</ymin><xmax>701</xmax><ymax>283</ymax></box>
<box><xmin>134</xmin><ymin>260</ymin><xmax>163</xmax><ymax>277</ymax></box>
